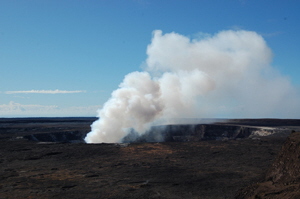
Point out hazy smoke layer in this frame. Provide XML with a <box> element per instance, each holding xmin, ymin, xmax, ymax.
<box><xmin>85</xmin><ymin>29</ymin><xmax>300</xmax><ymax>143</ymax></box>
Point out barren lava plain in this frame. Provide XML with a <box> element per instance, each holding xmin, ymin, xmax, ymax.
<box><xmin>0</xmin><ymin>118</ymin><xmax>300</xmax><ymax>199</ymax></box>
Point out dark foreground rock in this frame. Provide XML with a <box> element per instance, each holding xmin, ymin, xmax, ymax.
<box><xmin>0</xmin><ymin>118</ymin><xmax>299</xmax><ymax>199</ymax></box>
<box><xmin>235</xmin><ymin>131</ymin><xmax>300</xmax><ymax>199</ymax></box>
<box><xmin>0</xmin><ymin>138</ymin><xmax>285</xmax><ymax>199</ymax></box>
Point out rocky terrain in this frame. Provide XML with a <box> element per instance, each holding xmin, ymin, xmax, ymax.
<box><xmin>235</xmin><ymin>131</ymin><xmax>300</xmax><ymax>199</ymax></box>
<box><xmin>0</xmin><ymin>118</ymin><xmax>300</xmax><ymax>198</ymax></box>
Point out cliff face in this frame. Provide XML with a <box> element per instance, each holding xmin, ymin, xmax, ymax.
<box><xmin>22</xmin><ymin>124</ymin><xmax>288</xmax><ymax>143</ymax></box>
<box><xmin>236</xmin><ymin>131</ymin><xmax>300</xmax><ymax>199</ymax></box>
<box><xmin>123</xmin><ymin>124</ymin><xmax>290</xmax><ymax>143</ymax></box>
<box><xmin>266</xmin><ymin>131</ymin><xmax>300</xmax><ymax>185</ymax></box>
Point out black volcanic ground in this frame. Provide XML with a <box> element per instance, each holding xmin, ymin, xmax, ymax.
<box><xmin>1</xmin><ymin>118</ymin><xmax>300</xmax><ymax>199</ymax></box>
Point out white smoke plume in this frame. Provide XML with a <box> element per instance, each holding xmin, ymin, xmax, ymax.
<box><xmin>85</xmin><ymin>29</ymin><xmax>300</xmax><ymax>143</ymax></box>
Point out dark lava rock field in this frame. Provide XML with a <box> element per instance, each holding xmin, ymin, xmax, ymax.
<box><xmin>0</xmin><ymin>118</ymin><xmax>300</xmax><ymax>199</ymax></box>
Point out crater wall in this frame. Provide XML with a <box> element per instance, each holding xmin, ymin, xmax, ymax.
<box><xmin>23</xmin><ymin>124</ymin><xmax>291</xmax><ymax>143</ymax></box>
<box><xmin>123</xmin><ymin>124</ymin><xmax>291</xmax><ymax>143</ymax></box>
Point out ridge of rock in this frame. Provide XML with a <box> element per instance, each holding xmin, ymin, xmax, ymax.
<box><xmin>236</xmin><ymin>131</ymin><xmax>300</xmax><ymax>199</ymax></box>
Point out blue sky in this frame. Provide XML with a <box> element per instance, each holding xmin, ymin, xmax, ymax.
<box><xmin>0</xmin><ymin>0</ymin><xmax>300</xmax><ymax>117</ymax></box>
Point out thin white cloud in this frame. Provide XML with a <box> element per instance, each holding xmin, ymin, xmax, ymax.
<box><xmin>5</xmin><ymin>89</ymin><xmax>86</xmax><ymax>94</ymax></box>
<box><xmin>0</xmin><ymin>101</ymin><xmax>101</xmax><ymax>117</ymax></box>
<box><xmin>238</xmin><ymin>0</ymin><xmax>248</xmax><ymax>5</ymax></box>
<box><xmin>92</xmin><ymin>90</ymin><xmax>106</xmax><ymax>93</ymax></box>
<box><xmin>0</xmin><ymin>101</ymin><xmax>58</xmax><ymax>112</ymax></box>
<box><xmin>10</xmin><ymin>95</ymin><xmax>30</xmax><ymax>99</ymax></box>
<box><xmin>228</xmin><ymin>25</ymin><xmax>244</xmax><ymax>30</ymax></box>
<box><xmin>260</xmin><ymin>31</ymin><xmax>284</xmax><ymax>38</ymax></box>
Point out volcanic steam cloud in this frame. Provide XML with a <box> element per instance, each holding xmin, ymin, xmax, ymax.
<box><xmin>85</xmin><ymin>29</ymin><xmax>300</xmax><ymax>143</ymax></box>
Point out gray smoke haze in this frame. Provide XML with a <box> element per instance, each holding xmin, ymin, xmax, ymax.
<box><xmin>85</xmin><ymin>29</ymin><xmax>300</xmax><ymax>143</ymax></box>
